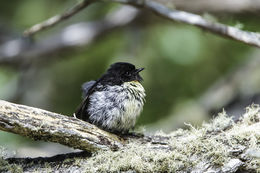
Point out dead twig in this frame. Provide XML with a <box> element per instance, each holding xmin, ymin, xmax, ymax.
<box><xmin>108</xmin><ymin>0</ymin><xmax>260</xmax><ymax>48</ymax></box>
<box><xmin>24</xmin><ymin>0</ymin><xmax>260</xmax><ymax>48</ymax></box>
<box><xmin>23</xmin><ymin>0</ymin><xmax>94</xmax><ymax>36</ymax></box>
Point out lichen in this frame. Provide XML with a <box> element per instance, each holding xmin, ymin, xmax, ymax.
<box><xmin>242</xmin><ymin>104</ymin><xmax>260</xmax><ymax>125</ymax></box>
<box><xmin>2</xmin><ymin>105</ymin><xmax>260</xmax><ymax>172</ymax></box>
<box><xmin>81</xmin><ymin>142</ymin><xmax>176</xmax><ymax>172</ymax></box>
<box><xmin>202</xmin><ymin>109</ymin><xmax>233</xmax><ymax>133</ymax></box>
<box><xmin>0</xmin><ymin>147</ymin><xmax>22</xmax><ymax>173</ymax></box>
<box><xmin>75</xmin><ymin>105</ymin><xmax>260</xmax><ymax>172</ymax></box>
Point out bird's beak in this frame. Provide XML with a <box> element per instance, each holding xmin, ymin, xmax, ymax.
<box><xmin>135</xmin><ymin>68</ymin><xmax>145</xmax><ymax>73</ymax></box>
<box><xmin>135</xmin><ymin>68</ymin><xmax>144</xmax><ymax>82</ymax></box>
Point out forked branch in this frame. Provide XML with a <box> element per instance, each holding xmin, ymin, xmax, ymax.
<box><xmin>24</xmin><ymin>0</ymin><xmax>260</xmax><ymax>48</ymax></box>
<box><xmin>1</xmin><ymin>99</ymin><xmax>260</xmax><ymax>172</ymax></box>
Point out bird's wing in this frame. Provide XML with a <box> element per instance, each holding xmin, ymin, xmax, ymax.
<box><xmin>74</xmin><ymin>80</ymin><xmax>97</xmax><ymax>121</ymax></box>
<box><xmin>81</xmin><ymin>80</ymin><xmax>96</xmax><ymax>99</ymax></box>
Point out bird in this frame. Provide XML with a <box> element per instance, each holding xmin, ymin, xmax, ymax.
<box><xmin>74</xmin><ymin>62</ymin><xmax>145</xmax><ymax>134</ymax></box>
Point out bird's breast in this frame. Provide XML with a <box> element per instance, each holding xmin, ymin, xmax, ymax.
<box><xmin>88</xmin><ymin>81</ymin><xmax>145</xmax><ymax>132</ymax></box>
<box><xmin>120</xmin><ymin>81</ymin><xmax>145</xmax><ymax>124</ymax></box>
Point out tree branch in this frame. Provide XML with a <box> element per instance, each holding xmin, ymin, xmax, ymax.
<box><xmin>1</xmin><ymin>99</ymin><xmax>260</xmax><ymax>172</ymax></box>
<box><xmin>0</xmin><ymin>100</ymin><xmax>123</xmax><ymax>152</ymax></box>
<box><xmin>23</xmin><ymin>0</ymin><xmax>94</xmax><ymax>36</ymax></box>
<box><xmin>0</xmin><ymin>6</ymin><xmax>139</xmax><ymax>65</ymax></box>
<box><xmin>108</xmin><ymin>0</ymin><xmax>260</xmax><ymax>48</ymax></box>
<box><xmin>170</xmin><ymin>0</ymin><xmax>260</xmax><ymax>13</ymax></box>
<box><xmin>23</xmin><ymin>0</ymin><xmax>260</xmax><ymax>48</ymax></box>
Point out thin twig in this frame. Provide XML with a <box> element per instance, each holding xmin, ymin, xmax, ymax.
<box><xmin>23</xmin><ymin>0</ymin><xmax>94</xmax><ymax>36</ymax></box>
<box><xmin>146</xmin><ymin>1</ymin><xmax>260</xmax><ymax>48</ymax></box>
<box><xmin>107</xmin><ymin>0</ymin><xmax>260</xmax><ymax>48</ymax></box>
<box><xmin>0</xmin><ymin>6</ymin><xmax>139</xmax><ymax>65</ymax></box>
<box><xmin>171</xmin><ymin>0</ymin><xmax>260</xmax><ymax>13</ymax></box>
<box><xmin>24</xmin><ymin>0</ymin><xmax>260</xmax><ymax>48</ymax></box>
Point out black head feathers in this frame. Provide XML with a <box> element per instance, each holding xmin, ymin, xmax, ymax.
<box><xmin>101</xmin><ymin>62</ymin><xmax>144</xmax><ymax>85</ymax></box>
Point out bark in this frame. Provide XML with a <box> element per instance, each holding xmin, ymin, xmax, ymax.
<box><xmin>0</xmin><ymin>99</ymin><xmax>260</xmax><ymax>172</ymax></box>
<box><xmin>110</xmin><ymin>0</ymin><xmax>260</xmax><ymax>48</ymax></box>
<box><xmin>0</xmin><ymin>100</ymin><xmax>123</xmax><ymax>152</ymax></box>
<box><xmin>22</xmin><ymin>0</ymin><xmax>260</xmax><ymax>48</ymax></box>
<box><xmin>165</xmin><ymin>0</ymin><xmax>260</xmax><ymax>13</ymax></box>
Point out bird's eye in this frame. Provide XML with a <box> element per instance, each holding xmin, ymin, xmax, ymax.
<box><xmin>125</xmin><ymin>72</ymin><xmax>131</xmax><ymax>76</ymax></box>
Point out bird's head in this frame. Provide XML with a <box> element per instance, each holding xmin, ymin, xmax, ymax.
<box><xmin>103</xmin><ymin>62</ymin><xmax>144</xmax><ymax>85</ymax></box>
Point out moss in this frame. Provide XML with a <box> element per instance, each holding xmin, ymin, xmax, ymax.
<box><xmin>0</xmin><ymin>147</ymin><xmax>22</xmax><ymax>172</ymax></box>
<box><xmin>242</xmin><ymin>104</ymin><xmax>260</xmax><ymax>125</ymax></box>
<box><xmin>2</xmin><ymin>105</ymin><xmax>260</xmax><ymax>172</ymax></box>
<box><xmin>82</xmin><ymin>143</ymin><xmax>177</xmax><ymax>172</ymax></box>
<box><xmin>202</xmin><ymin>110</ymin><xmax>234</xmax><ymax>133</ymax></box>
<box><xmin>74</xmin><ymin>105</ymin><xmax>260</xmax><ymax>172</ymax></box>
<box><xmin>0</xmin><ymin>157</ymin><xmax>23</xmax><ymax>173</ymax></box>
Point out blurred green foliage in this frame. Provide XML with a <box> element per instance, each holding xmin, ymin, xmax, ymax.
<box><xmin>0</xmin><ymin>0</ymin><xmax>259</xmax><ymax>149</ymax></box>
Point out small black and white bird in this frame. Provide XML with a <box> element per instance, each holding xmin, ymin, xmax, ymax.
<box><xmin>74</xmin><ymin>62</ymin><xmax>145</xmax><ymax>134</ymax></box>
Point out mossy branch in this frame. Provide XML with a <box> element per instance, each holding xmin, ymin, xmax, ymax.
<box><xmin>0</xmin><ymin>100</ymin><xmax>123</xmax><ymax>152</ymax></box>
<box><xmin>1</xmin><ymin>100</ymin><xmax>260</xmax><ymax>172</ymax></box>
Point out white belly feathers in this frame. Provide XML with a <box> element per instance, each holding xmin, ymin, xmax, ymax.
<box><xmin>87</xmin><ymin>81</ymin><xmax>145</xmax><ymax>132</ymax></box>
